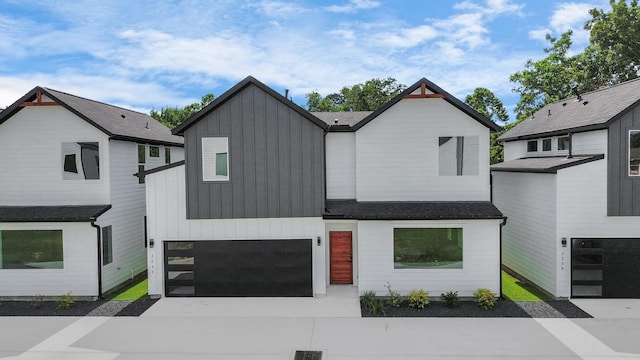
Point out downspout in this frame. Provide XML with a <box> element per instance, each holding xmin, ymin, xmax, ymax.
<box><xmin>499</xmin><ymin>216</ymin><xmax>508</xmax><ymax>299</ymax></box>
<box><xmin>567</xmin><ymin>133</ymin><xmax>573</xmax><ymax>159</ymax></box>
<box><xmin>90</xmin><ymin>219</ymin><xmax>103</xmax><ymax>299</ymax></box>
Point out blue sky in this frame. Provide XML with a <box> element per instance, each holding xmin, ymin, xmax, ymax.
<box><xmin>0</xmin><ymin>0</ymin><xmax>609</xmax><ymax>121</ymax></box>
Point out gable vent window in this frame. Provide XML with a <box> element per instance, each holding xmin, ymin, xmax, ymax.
<box><xmin>630</xmin><ymin>130</ymin><xmax>640</xmax><ymax>176</ymax></box>
<box><xmin>202</xmin><ymin>137</ymin><xmax>229</xmax><ymax>181</ymax></box>
<box><xmin>527</xmin><ymin>140</ymin><xmax>538</xmax><ymax>152</ymax></box>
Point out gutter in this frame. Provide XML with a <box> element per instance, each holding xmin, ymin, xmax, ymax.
<box><xmin>90</xmin><ymin>219</ymin><xmax>103</xmax><ymax>299</ymax></box>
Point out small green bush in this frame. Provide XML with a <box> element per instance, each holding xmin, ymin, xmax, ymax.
<box><xmin>31</xmin><ymin>294</ymin><xmax>44</xmax><ymax>309</ymax></box>
<box><xmin>440</xmin><ymin>291</ymin><xmax>459</xmax><ymax>308</ymax></box>
<box><xmin>474</xmin><ymin>288</ymin><xmax>497</xmax><ymax>310</ymax></box>
<box><xmin>360</xmin><ymin>290</ymin><xmax>377</xmax><ymax>310</ymax></box>
<box><xmin>384</xmin><ymin>283</ymin><xmax>404</xmax><ymax>308</ymax></box>
<box><xmin>56</xmin><ymin>292</ymin><xmax>75</xmax><ymax>310</ymax></box>
<box><xmin>408</xmin><ymin>289</ymin><xmax>429</xmax><ymax>309</ymax></box>
<box><xmin>370</xmin><ymin>299</ymin><xmax>386</xmax><ymax>316</ymax></box>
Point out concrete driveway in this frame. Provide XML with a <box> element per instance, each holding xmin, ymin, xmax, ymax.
<box><xmin>1</xmin><ymin>296</ymin><xmax>640</xmax><ymax>359</ymax></box>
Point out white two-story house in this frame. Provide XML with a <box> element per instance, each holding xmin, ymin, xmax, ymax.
<box><xmin>492</xmin><ymin>78</ymin><xmax>640</xmax><ymax>298</ymax></box>
<box><xmin>144</xmin><ymin>76</ymin><xmax>503</xmax><ymax>298</ymax></box>
<box><xmin>0</xmin><ymin>87</ymin><xmax>184</xmax><ymax>298</ymax></box>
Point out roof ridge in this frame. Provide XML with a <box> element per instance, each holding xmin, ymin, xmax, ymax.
<box><xmin>43</xmin><ymin>87</ymin><xmax>152</xmax><ymax>117</ymax></box>
<box><xmin>544</xmin><ymin>77</ymin><xmax>640</xmax><ymax>107</ymax></box>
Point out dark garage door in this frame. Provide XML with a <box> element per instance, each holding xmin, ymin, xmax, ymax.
<box><xmin>572</xmin><ymin>238</ymin><xmax>640</xmax><ymax>298</ymax></box>
<box><xmin>165</xmin><ymin>239</ymin><xmax>312</xmax><ymax>297</ymax></box>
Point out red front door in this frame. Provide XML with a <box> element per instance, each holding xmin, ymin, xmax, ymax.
<box><xmin>330</xmin><ymin>231</ymin><xmax>353</xmax><ymax>284</ymax></box>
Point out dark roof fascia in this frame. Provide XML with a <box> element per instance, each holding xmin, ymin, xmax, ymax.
<box><xmin>323</xmin><ymin>200</ymin><xmax>504</xmax><ymax>220</ymax></box>
<box><xmin>0</xmin><ymin>205</ymin><xmax>112</xmax><ymax>223</ymax></box>
<box><xmin>500</xmin><ymin>123</ymin><xmax>610</xmax><ymax>142</ymax></box>
<box><xmin>328</xmin><ymin>124</ymin><xmax>354</xmax><ymax>132</ymax></box>
<box><xmin>110</xmin><ymin>135</ymin><xmax>184</xmax><ymax>147</ymax></box>
<box><xmin>350</xmin><ymin>78</ymin><xmax>502</xmax><ymax>132</ymax></box>
<box><xmin>491</xmin><ymin>154</ymin><xmax>605</xmax><ymax>174</ymax></box>
<box><xmin>172</xmin><ymin>76</ymin><xmax>329</xmax><ymax>135</ymax></box>
<box><xmin>134</xmin><ymin>160</ymin><xmax>185</xmax><ymax>178</ymax></box>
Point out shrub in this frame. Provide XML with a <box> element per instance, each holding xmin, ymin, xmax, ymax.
<box><xmin>370</xmin><ymin>299</ymin><xmax>386</xmax><ymax>316</ymax></box>
<box><xmin>31</xmin><ymin>294</ymin><xmax>44</xmax><ymax>309</ymax></box>
<box><xmin>440</xmin><ymin>291</ymin><xmax>459</xmax><ymax>308</ymax></box>
<box><xmin>474</xmin><ymin>288</ymin><xmax>497</xmax><ymax>310</ymax></box>
<box><xmin>408</xmin><ymin>289</ymin><xmax>429</xmax><ymax>309</ymax></box>
<box><xmin>56</xmin><ymin>292</ymin><xmax>75</xmax><ymax>310</ymax></box>
<box><xmin>360</xmin><ymin>290</ymin><xmax>377</xmax><ymax>310</ymax></box>
<box><xmin>384</xmin><ymin>283</ymin><xmax>404</xmax><ymax>308</ymax></box>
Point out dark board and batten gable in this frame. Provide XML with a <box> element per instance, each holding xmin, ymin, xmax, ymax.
<box><xmin>174</xmin><ymin>77</ymin><xmax>328</xmax><ymax>220</ymax></box>
<box><xmin>608</xmin><ymin>102</ymin><xmax>640</xmax><ymax>216</ymax></box>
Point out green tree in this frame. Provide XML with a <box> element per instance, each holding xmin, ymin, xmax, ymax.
<box><xmin>151</xmin><ymin>93</ymin><xmax>215</xmax><ymax>128</ymax></box>
<box><xmin>306</xmin><ymin>77</ymin><xmax>406</xmax><ymax>111</ymax></box>
<box><xmin>584</xmin><ymin>0</ymin><xmax>640</xmax><ymax>85</ymax></box>
<box><xmin>464</xmin><ymin>87</ymin><xmax>510</xmax><ymax>164</ymax></box>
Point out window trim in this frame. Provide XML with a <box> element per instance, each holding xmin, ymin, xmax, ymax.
<box><xmin>630</xmin><ymin>130</ymin><xmax>640</xmax><ymax>176</ymax></box>
<box><xmin>202</xmin><ymin>137</ymin><xmax>230</xmax><ymax>182</ymax></box>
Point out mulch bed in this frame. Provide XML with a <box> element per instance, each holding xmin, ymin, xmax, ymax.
<box><xmin>361</xmin><ymin>299</ymin><xmax>592</xmax><ymax>318</ymax></box>
<box><xmin>0</xmin><ymin>298</ymin><xmax>158</xmax><ymax>317</ymax></box>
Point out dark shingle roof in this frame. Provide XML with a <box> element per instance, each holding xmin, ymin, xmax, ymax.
<box><xmin>324</xmin><ymin>200</ymin><xmax>504</xmax><ymax>220</ymax></box>
<box><xmin>313</xmin><ymin>111</ymin><xmax>372</xmax><ymax>127</ymax></box>
<box><xmin>499</xmin><ymin>78</ymin><xmax>640</xmax><ymax>141</ymax></box>
<box><xmin>491</xmin><ymin>155</ymin><xmax>605</xmax><ymax>173</ymax></box>
<box><xmin>0</xmin><ymin>87</ymin><xmax>184</xmax><ymax>146</ymax></box>
<box><xmin>0</xmin><ymin>205</ymin><xmax>111</xmax><ymax>222</ymax></box>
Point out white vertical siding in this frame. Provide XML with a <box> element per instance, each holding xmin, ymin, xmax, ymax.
<box><xmin>492</xmin><ymin>172</ymin><xmax>559</xmax><ymax>295</ymax></box>
<box><xmin>0</xmin><ymin>106</ymin><xmax>110</xmax><ymax>205</ymax></box>
<box><xmin>145</xmin><ymin>165</ymin><xmax>327</xmax><ymax>297</ymax></box>
<box><xmin>556</xmin><ymin>159</ymin><xmax>640</xmax><ymax>297</ymax></box>
<box><xmin>0</xmin><ymin>222</ymin><xmax>98</xmax><ymax>297</ymax></box>
<box><xmin>355</xmin><ymin>99</ymin><xmax>491</xmax><ymax>201</ymax></box>
<box><xmin>326</xmin><ymin>133</ymin><xmax>356</xmax><ymax>199</ymax></box>
<box><xmin>356</xmin><ymin>219</ymin><xmax>501</xmax><ymax>296</ymax></box>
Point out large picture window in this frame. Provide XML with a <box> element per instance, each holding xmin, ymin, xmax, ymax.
<box><xmin>394</xmin><ymin>228</ymin><xmax>463</xmax><ymax>269</ymax></box>
<box><xmin>630</xmin><ymin>131</ymin><xmax>640</xmax><ymax>176</ymax></box>
<box><xmin>0</xmin><ymin>230</ymin><xmax>63</xmax><ymax>269</ymax></box>
<box><xmin>62</xmin><ymin>142</ymin><xmax>99</xmax><ymax>180</ymax></box>
<box><xmin>202</xmin><ymin>137</ymin><xmax>229</xmax><ymax>181</ymax></box>
<box><xmin>438</xmin><ymin>136</ymin><xmax>479</xmax><ymax>176</ymax></box>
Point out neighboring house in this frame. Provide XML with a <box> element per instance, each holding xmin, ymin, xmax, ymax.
<box><xmin>492</xmin><ymin>79</ymin><xmax>640</xmax><ymax>298</ymax></box>
<box><xmin>0</xmin><ymin>87</ymin><xmax>184</xmax><ymax>298</ymax></box>
<box><xmin>144</xmin><ymin>76</ymin><xmax>504</xmax><ymax>298</ymax></box>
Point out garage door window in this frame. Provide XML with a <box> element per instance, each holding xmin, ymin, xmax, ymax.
<box><xmin>394</xmin><ymin>228</ymin><xmax>463</xmax><ymax>269</ymax></box>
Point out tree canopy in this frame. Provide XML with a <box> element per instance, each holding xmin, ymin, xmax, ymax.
<box><xmin>464</xmin><ymin>87</ymin><xmax>510</xmax><ymax>164</ymax></box>
<box><xmin>306</xmin><ymin>77</ymin><xmax>406</xmax><ymax>111</ymax></box>
<box><xmin>150</xmin><ymin>93</ymin><xmax>215</xmax><ymax>128</ymax></box>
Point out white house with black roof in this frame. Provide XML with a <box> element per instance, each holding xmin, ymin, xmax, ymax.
<box><xmin>0</xmin><ymin>87</ymin><xmax>184</xmax><ymax>298</ymax></box>
<box><xmin>144</xmin><ymin>76</ymin><xmax>504</xmax><ymax>298</ymax></box>
<box><xmin>492</xmin><ymin>78</ymin><xmax>640</xmax><ymax>298</ymax></box>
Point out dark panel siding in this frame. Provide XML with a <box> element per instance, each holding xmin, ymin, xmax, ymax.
<box><xmin>608</xmin><ymin>104</ymin><xmax>640</xmax><ymax>216</ymax></box>
<box><xmin>185</xmin><ymin>84</ymin><xmax>325</xmax><ymax>219</ymax></box>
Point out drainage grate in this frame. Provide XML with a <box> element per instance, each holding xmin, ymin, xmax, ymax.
<box><xmin>294</xmin><ymin>350</ymin><xmax>323</xmax><ymax>360</ymax></box>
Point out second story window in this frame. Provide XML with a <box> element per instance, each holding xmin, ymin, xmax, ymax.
<box><xmin>438</xmin><ymin>136</ymin><xmax>479</xmax><ymax>176</ymax></box>
<box><xmin>630</xmin><ymin>130</ymin><xmax>640</xmax><ymax>176</ymax></box>
<box><xmin>150</xmin><ymin>146</ymin><xmax>160</xmax><ymax>158</ymax></box>
<box><xmin>138</xmin><ymin>144</ymin><xmax>146</xmax><ymax>184</ymax></box>
<box><xmin>527</xmin><ymin>140</ymin><xmax>538</xmax><ymax>152</ymax></box>
<box><xmin>202</xmin><ymin>137</ymin><xmax>229</xmax><ymax>181</ymax></box>
<box><xmin>165</xmin><ymin>147</ymin><xmax>171</xmax><ymax>164</ymax></box>
<box><xmin>558</xmin><ymin>136</ymin><xmax>570</xmax><ymax>151</ymax></box>
<box><xmin>62</xmin><ymin>142</ymin><xmax>100</xmax><ymax>180</ymax></box>
<box><xmin>542</xmin><ymin>138</ymin><xmax>552</xmax><ymax>151</ymax></box>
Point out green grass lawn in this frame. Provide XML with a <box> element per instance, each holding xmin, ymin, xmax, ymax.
<box><xmin>106</xmin><ymin>278</ymin><xmax>149</xmax><ymax>300</ymax></box>
<box><xmin>502</xmin><ymin>271</ymin><xmax>553</xmax><ymax>301</ymax></box>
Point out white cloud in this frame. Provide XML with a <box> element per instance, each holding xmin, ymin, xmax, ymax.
<box><xmin>375</xmin><ymin>25</ymin><xmax>439</xmax><ymax>48</ymax></box>
<box><xmin>529</xmin><ymin>2</ymin><xmax>606</xmax><ymax>47</ymax></box>
<box><xmin>325</xmin><ymin>0</ymin><xmax>381</xmax><ymax>13</ymax></box>
<box><xmin>251</xmin><ymin>1</ymin><xmax>310</xmax><ymax>17</ymax></box>
<box><xmin>454</xmin><ymin>0</ymin><xmax>524</xmax><ymax>17</ymax></box>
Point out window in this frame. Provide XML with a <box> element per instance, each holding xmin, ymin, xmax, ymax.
<box><xmin>0</xmin><ymin>230</ymin><xmax>63</xmax><ymax>269</ymax></box>
<box><xmin>165</xmin><ymin>147</ymin><xmax>171</xmax><ymax>164</ymax></box>
<box><xmin>527</xmin><ymin>140</ymin><xmax>538</xmax><ymax>152</ymax></box>
<box><xmin>542</xmin><ymin>138</ymin><xmax>552</xmax><ymax>151</ymax></box>
<box><xmin>393</xmin><ymin>228</ymin><xmax>463</xmax><ymax>269</ymax></box>
<box><xmin>630</xmin><ymin>130</ymin><xmax>640</xmax><ymax>176</ymax></box>
<box><xmin>202</xmin><ymin>137</ymin><xmax>229</xmax><ymax>181</ymax></box>
<box><xmin>438</xmin><ymin>136</ymin><xmax>479</xmax><ymax>176</ymax></box>
<box><xmin>138</xmin><ymin>145</ymin><xmax>146</xmax><ymax>184</ymax></box>
<box><xmin>62</xmin><ymin>142</ymin><xmax>99</xmax><ymax>180</ymax></box>
<box><xmin>150</xmin><ymin>146</ymin><xmax>160</xmax><ymax>157</ymax></box>
<box><xmin>558</xmin><ymin>136</ymin><xmax>570</xmax><ymax>151</ymax></box>
<box><xmin>102</xmin><ymin>226</ymin><xmax>113</xmax><ymax>266</ymax></box>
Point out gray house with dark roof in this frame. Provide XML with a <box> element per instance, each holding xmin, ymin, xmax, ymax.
<box><xmin>492</xmin><ymin>78</ymin><xmax>640</xmax><ymax>298</ymax></box>
<box><xmin>0</xmin><ymin>87</ymin><xmax>184</xmax><ymax>298</ymax></box>
<box><xmin>144</xmin><ymin>76</ymin><xmax>504</xmax><ymax>298</ymax></box>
